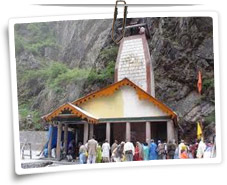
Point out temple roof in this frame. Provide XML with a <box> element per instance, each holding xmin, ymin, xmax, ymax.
<box><xmin>42</xmin><ymin>78</ymin><xmax>177</xmax><ymax>124</ymax></box>
<box><xmin>42</xmin><ymin>102</ymin><xmax>98</xmax><ymax>123</ymax></box>
<box><xmin>72</xmin><ymin>78</ymin><xmax>177</xmax><ymax>119</ymax></box>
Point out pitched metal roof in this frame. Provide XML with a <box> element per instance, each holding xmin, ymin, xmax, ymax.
<box><xmin>42</xmin><ymin>102</ymin><xmax>98</xmax><ymax>123</ymax></box>
<box><xmin>42</xmin><ymin>78</ymin><xmax>177</xmax><ymax>124</ymax></box>
<box><xmin>72</xmin><ymin>78</ymin><xmax>177</xmax><ymax>120</ymax></box>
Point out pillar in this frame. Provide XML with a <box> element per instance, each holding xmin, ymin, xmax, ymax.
<box><xmin>74</xmin><ymin>128</ymin><xmax>78</xmax><ymax>146</ymax></box>
<box><xmin>167</xmin><ymin>120</ymin><xmax>175</xmax><ymax>143</ymax></box>
<box><xmin>174</xmin><ymin>127</ymin><xmax>178</xmax><ymax>143</ymax></box>
<box><xmin>29</xmin><ymin>143</ymin><xmax>32</xmax><ymax>159</ymax></box>
<box><xmin>126</xmin><ymin>122</ymin><xmax>131</xmax><ymax>142</ymax></box>
<box><xmin>89</xmin><ymin>124</ymin><xmax>94</xmax><ymax>139</ymax></box>
<box><xmin>56</xmin><ymin>122</ymin><xmax>62</xmax><ymax>160</ymax></box>
<box><xmin>83</xmin><ymin>123</ymin><xmax>89</xmax><ymax>144</ymax></box>
<box><xmin>146</xmin><ymin>121</ymin><xmax>151</xmax><ymax>144</ymax></box>
<box><xmin>106</xmin><ymin>122</ymin><xmax>111</xmax><ymax>143</ymax></box>
<box><xmin>48</xmin><ymin>124</ymin><xmax>53</xmax><ymax>158</ymax></box>
<box><xmin>63</xmin><ymin>124</ymin><xmax>68</xmax><ymax>155</ymax></box>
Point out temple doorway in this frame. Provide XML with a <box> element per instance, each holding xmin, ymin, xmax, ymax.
<box><xmin>131</xmin><ymin>122</ymin><xmax>146</xmax><ymax>144</ymax></box>
<box><xmin>150</xmin><ymin>122</ymin><xmax>167</xmax><ymax>142</ymax></box>
<box><xmin>94</xmin><ymin>123</ymin><xmax>106</xmax><ymax>143</ymax></box>
<box><xmin>74</xmin><ymin>124</ymin><xmax>84</xmax><ymax>144</ymax></box>
<box><xmin>111</xmin><ymin>123</ymin><xmax>126</xmax><ymax>145</ymax></box>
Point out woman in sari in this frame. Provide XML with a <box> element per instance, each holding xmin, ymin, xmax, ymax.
<box><xmin>143</xmin><ymin>142</ymin><xmax>149</xmax><ymax>160</ymax></box>
<box><xmin>138</xmin><ymin>142</ymin><xmax>144</xmax><ymax>160</ymax></box>
<box><xmin>119</xmin><ymin>142</ymin><xmax>125</xmax><ymax>162</ymax></box>
<box><xmin>134</xmin><ymin>142</ymin><xmax>142</xmax><ymax>161</ymax></box>
<box><xmin>79</xmin><ymin>143</ymin><xmax>87</xmax><ymax>164</ymax></box>
<box><xmin>149</xmin><ymin>139</ymin><xmax>158</xmax><ymax>160</ymax></box>
<box><xmin>96</xmin><ymin>142</ymin><xmax>102</xmax><ymax>163</ymax></box>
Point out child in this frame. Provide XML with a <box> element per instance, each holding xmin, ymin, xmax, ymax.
<box><xmin>180</xmin><ymin>149</ymin><xmax>188</xmax><ymax>159</ymax></box>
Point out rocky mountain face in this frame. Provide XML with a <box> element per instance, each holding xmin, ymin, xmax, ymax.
<box><xmin>146</xmin><ymin>17</ymin><xmax>215</xmax><ymax>141</ymax></box>
<box><xmin>15</xmin><ymin>17</ymin><xmax>215</xmax><ymax>142</ymax></box>
<box><xmin>15</xmin><ymin>19</ymin><xmax>114</xmax><ymax>130</ymax></box>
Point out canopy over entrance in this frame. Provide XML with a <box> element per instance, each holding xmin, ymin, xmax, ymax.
<box><xmin>42</xmin><ymin>102</ymin><xmax>98</xmax><ymax>124</ymax></box>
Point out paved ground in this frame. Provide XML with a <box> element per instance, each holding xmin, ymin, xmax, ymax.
<box><xmin>21</xmin><ymin>150</ymin><xmax>79</xmax><ymax>168</ymax></box>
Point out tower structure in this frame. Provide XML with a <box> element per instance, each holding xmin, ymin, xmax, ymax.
<box><xmin>115</xmin><ymin>25</ymin><xmax>155</xmax><ymax>97</ymax></box>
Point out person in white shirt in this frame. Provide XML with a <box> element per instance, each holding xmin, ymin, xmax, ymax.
<box><xmin>123</xmin><ymin>141</ymin><xmax>135</xmax><ymax>161</ymax></box>
<box><xmin>102</xmin><ymin>139</ymin><xmax>110</xmax><ymax>162</ymax></box>
<box><xmin>196</xmin><ymin>139</ymin><xmax>206</xmax><ymax>158</ymax></box>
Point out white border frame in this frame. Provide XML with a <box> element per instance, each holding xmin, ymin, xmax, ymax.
<box><xmin>9</xmin><ymin>11</ymin><xmax>221</xmax><ymax>175</ymax></box>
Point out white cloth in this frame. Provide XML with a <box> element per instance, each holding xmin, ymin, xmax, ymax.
<box><xmin>204</xmin><ymin>145</ymin><xmax>213</xmax><ymax>158</ymax></box>
<box><xmin>87</xmin><ymin>155</ymin><xmax>96</xmax><ymax>164</ymax></box>
<box><xmin>139</xmin><ymin>27</ymin><xmax>145</xmax><ymax>34</ymax></box>
<box><xmin>85</xmin><ymin>143</ymin><xmax>88</xmax><ymax>149</ymax></box>
<box><xmin>79</xmin><ymin>145</ymin><xmax>87</xmax><ymax>153</ymax></box>
<box><xmin>51</xmin><ymin>148</ymin><xmax>56</xmax><ymax>158</ymax></box>
<box><xmin>211</xmin><ymin>144</ymin><xmax>216</xmax><ymax>158</ymax></box>
<box><xmin>123</xmin><ymin>142</ymin><xmax>135</xmax><ymax>155</ymax></box>
<box><xmin>102</xmin><ymin>142</ymin><xmax>110</xmax><ymax>158</ymax></box>
<box><xmin>113</xmin><ymin>157</ymin><xmax>121</xmax><ymax>162</ymax></box>
<box><xmin>204</xmin><ymin>151</ymin><xmax>211</xmax><ymax>158</ymax></box>
<box><xmin>197</xmin><ymin>141</ymin><xmax>206</xmax><ymax>158</ymax></box>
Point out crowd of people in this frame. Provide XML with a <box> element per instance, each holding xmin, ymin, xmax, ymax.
<box><xmin>71</xmin><ymin>135</ymin><xmax>216</xmax><ymax>164</ymax></box>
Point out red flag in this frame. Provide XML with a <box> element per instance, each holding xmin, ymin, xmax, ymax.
<box><xmin>197</xmin><ymin>71</ymin><xmax>202</xmax><ymax>94</ymax></box>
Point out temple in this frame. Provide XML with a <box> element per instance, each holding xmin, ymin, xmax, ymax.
<box><xmin>42</xmin><ymin>25</ymin><xmax>178</xmax><ymax>160</ymax></box>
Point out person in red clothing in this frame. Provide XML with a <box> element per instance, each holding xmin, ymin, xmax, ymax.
<box><xmin>189</xmin><ymin>140</ymin><xmax>199</xmax><ymax>159</ymax></box>
<box><xmin>134</xmin><ymin>142</ymin><xmax>142</xmax><ymax>161</ymax></box>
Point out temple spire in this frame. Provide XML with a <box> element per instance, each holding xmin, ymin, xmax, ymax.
<box><xmin>115</xmin><ymin>24</ymin><xmax>155</xmax><ymax>97</ymax></box>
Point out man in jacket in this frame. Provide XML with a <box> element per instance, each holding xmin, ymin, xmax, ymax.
<box><xmin>87</xmin><ymin>135</ymin><xmax>98</xmax><ymax>164</ymax></box>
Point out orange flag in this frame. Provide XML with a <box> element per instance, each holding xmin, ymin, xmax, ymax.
<box><xmin>197</xmin><ymin>71</ymin><xmax>202</xmax><ymax>94</ymax></box>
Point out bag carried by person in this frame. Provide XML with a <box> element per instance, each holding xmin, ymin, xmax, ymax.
<box><xmin>85</xmin><ymin>151</ymin><xmax>88</xmax><ymax>157</ymax></box>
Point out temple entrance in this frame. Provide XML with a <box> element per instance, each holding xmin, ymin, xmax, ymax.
<box><xmin>111</xmin><ymin>123</ymin><xmax>126</xmax><ymax>144</ymax></box>
<box><xmin>69</xmin><ymin>124</ymin><xmax>84</xmax><ymax>157</ymax></box>
<box><xmin>131</xmin><ymin>122</ymin><xmax>146</xmax><ymax>144</ymax></box>
<box><xmin>94</xmin><ymin>123</ymin><xmax>106</xmax><ymax>143</ymax></box>
<box><xmin>150</xmin><ymin>122</ymin><xmax>167</xmax><ymax>142</ymax></box>
<box><xmin>74</xmin><ymin>124</ymin><xmax>84</xmax><ymax>144</ymax></box>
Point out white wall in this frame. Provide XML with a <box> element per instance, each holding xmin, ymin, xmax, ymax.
<box><xmin>121</xmin><ymin>86</ymin><xmax>168</xmax><ymax>117</ymax></box>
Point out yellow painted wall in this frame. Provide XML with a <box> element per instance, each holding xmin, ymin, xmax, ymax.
<box><xmin>80</xmin><ymin>90</ymin><xmax>124</xmax><ymax>118</ymax></box>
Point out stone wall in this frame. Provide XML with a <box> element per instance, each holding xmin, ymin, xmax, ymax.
<box><xmin>20</xmin><ymin>131</ymin><xmax>47</xmax><ymax>151</ymax></box>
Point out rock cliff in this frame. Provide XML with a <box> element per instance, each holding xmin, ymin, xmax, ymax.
<box><xmin>146</xmin><ymin>17</ymin><xmax>215</xmax><ymax>141</ymax></box>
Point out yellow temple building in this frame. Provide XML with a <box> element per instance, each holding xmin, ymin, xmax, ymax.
<box><xmin>42</xmin><ymin>31</ymin><xmax>178</xmax><ymax>160</ymax></box>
